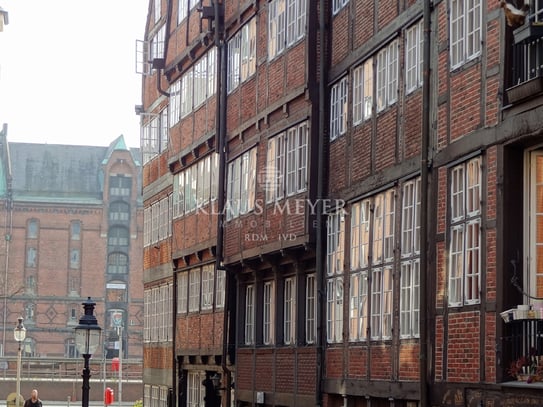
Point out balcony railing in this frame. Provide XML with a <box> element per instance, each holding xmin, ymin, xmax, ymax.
<box><xmin>506</xmin><ymin>22</ymin><xmax>543</xmax><ymax>104</ymax></box>
<box><xmin>502</xmin><ymin>318</ymin><xmax>543</xmax><ymax>380</ymax></box>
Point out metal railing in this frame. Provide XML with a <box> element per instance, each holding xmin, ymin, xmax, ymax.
<box><xmin>0</xmin><ymin>357</ymin><xmax>142</xmax><ymax>382</ymax></box>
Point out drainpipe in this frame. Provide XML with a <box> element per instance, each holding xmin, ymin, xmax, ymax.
<box><xmin>212</xmin><ymin>1</ymin><xmax>231</xmax><ymax>406</ymax></box>
<box><xmin>419</xmin><ymin>0</ymin><xmax>432</xmax><ymax>405</ymax></box>
<box><xmin>156</xmin><ymin>0</ymin><xmax>172</xmax><ymax>98</ymax></box>
<box><xmin>316</xmin><ymin>0</ymin><xmax>328</xmax><ymax>406</ymax></box>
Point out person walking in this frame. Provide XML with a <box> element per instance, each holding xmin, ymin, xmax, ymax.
<box><xmin>23</xmin><ymin>389</ymin><xmax>42</xmax><ymax>407</ymax></box>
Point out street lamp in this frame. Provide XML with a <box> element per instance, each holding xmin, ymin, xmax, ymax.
<box><xmin>74</xmin><ymin>298</ymin><xmax>102</xmax><ymax>407</ymax></box>
<box><xmin>13</xmin><ymin>317</ymin><xmax>25</xmax><ymax>407</ymax></box>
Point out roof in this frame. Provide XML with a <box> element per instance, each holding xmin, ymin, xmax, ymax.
<box><xmin>5</xmin><ymin>135</ymin><xmax>141</xmax><ymax>204</ymax></box>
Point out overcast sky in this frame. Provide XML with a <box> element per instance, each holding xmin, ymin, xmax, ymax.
<box><xmin>0</xmin><ymin>0</ymin><xmax>148</xmax><ymax>148</ymax></box>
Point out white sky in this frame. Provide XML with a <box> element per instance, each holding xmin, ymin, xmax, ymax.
<box><xmin>0</xmin><ymin>0</ymin><xmax>148</xmax><ymax>148</ymax></box>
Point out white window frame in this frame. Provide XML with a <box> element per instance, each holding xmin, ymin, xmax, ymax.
<box><xmin>327</xmin><ymin>212</ymin><xmax>345</xmax><ymax>276</ymax></box>
<box><xmin>245</xmin><ymin>284</ymin><xmax>255</xmax><ymax>345</ymax></box>
<box><xmin>201</xmin><ymin>265</ymin><xmax>214</xmax><ymax>311</ymax></box>
<box><xmin>228</xmin><ymin>19</ymin><xmax>257</xmax><ymax>93</ymax></box>
<box><xmin>352</xmin><ymin>58</ymin><xmax>373</xmax><ymax>125</ymax></box>
<box><xmin>332</xmin><ymin>0</ymin><xmax>349</xmax><ymax>15</ymax></box>
<box><xmin>351</xmin><ymin>200</ymin><xmax>370</xmax><ymax>270</ymax></box>
<box><xmin>326</xmin><ymin>277</ymin><xmax>343</xmax><ymax>343</ymax></box>
<box><xmin>330</xmin><ymin>76</ymin><xmax>348</xmax><ymax>140</ymax></box>
<box><xmin>450</xmin><ymin>0</ymin><xmax>482</xmax><ymax>69</ymax></box>
<box><xmin>376</xmin><ymin>40</ymin><xmax>398</xmax><ymax>112</ymax></box>
<box><xmin>284</xmin><ymin>277</ymin><xmax>296</xmax><ymax>345</ymax></box>
<box><xmin>188</xmin><ymin>268</ymin><xmax>200</xmax><ymax>312</ymax></box>
<box><xmin>405</xmin><ymin>20</ymin><xmax>424</xmax><ymax>94</ymax></box>
<box><xmin>187</xmin><ymin>371</ymin><xmax>205</xmax><ymax>407</ymax></box>
<box><xmin>268</xmin><ymin>0</ymin><xmax>306</xmax><ymax>59</ymax></box>
<box><xmin>169</xmin><ymin>80</ymin><xmax>181</xmax><ymax>128</ymax></box>
<box><xmin>400</xmin><ymin>260</ymin><xmax>420</xmax><ymax>338</ymax></box>
<box><xmin>448</xmin><ymin>157</ymin><xmax>482</xmax><ymax>306</ymax></box>
<box><xmin>216</xmin><ymin>267</ymin><xmax>226</xmax><ymax>309</ymax></box>
<box><xmin>349</xmin><ymin>271</ymin><xmax>368</xmax><ymax>341</ymax></box>
<box><xmin>305</xmin><ymin>274</ymin><xmax>317</xmax><ymax>344</ymax></box>
<box><xmin>263</xmin><ymin>281</ymin><xmax>275</xmax><ymax>345</ymax></box>
<box><xmin>370</xmin><ymin>267</ymin><xmax>393</xmax><ymax>340</ymax></box>
<box><xmin>226</xmin><ymin>148</ymin><xmax>257</xmax><ymax>220</ymax></box>
<box><xmin>267</xmin><ymin>122</ymin><xmax>308</xmax><ymax>202</ymax></box>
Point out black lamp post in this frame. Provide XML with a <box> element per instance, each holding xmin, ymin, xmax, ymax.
<box><xmin>74</xmin><ymin>298</ymin><xmax>101</xmax><ymax>407</ymax></box>
<box><xmin>13</xmin><ymin>317</ymin><xmax>25</xmax><ymax>407</ymax></box>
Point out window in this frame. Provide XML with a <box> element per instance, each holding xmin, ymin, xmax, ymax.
<box><xmin>400</xmin><ymin>178</ymin><xmax>421</xmax><ymax>338</ymax></box>
<box><xmin>142</xmin><ymin>109</ymin><xmax>169</xmax><ymax>164</ymax></box>
<box><xmin>173</xmin><ymin>154</ymin><xmax>217</xmax><ymax>218</ymax></box>
<box><xmin>69</xmin><ymin>249</ymin><xmax>80</xmax><ymax>269</ymax></box>
<box><xmin>245</xmin><ymin>284</ymin><xmax>255</xmax><ymax>345</ymax></box>
<box><xmin>216</xmin><ymin>267</ymin><xmax>226</xmax><ymax>309</ymax></box>
<box><xmin>266</xmin><ymin>122</ymin><xmax>308</xmax><ymax>202</ymax></box>
<box><xmin>226</xmin><ymin>148</ymin><xmax>257</xmax><ymax>220</ymax></box>
<box><xmin>27</xmin><ymin>220</ymin><xmax>38</xmax><ymax>239</ymax></box>
<box><xmin>108</xmin><ymin>226</ymin><xmax>129</xmax><ymax>247</ymax></box>
<box><xmin>187</xmin><ymin>371</ymin><xmax>205</xmax><ymax>407</ymax></box>
<box><xmin>228</xmin><ymin>19</ymin><xmax>256</xmax><ymax>93</ymax></box>
<box><xmin>189</xmin><ymin>268</ymin><xmax>200</xmax><ymax>312</ymax></box>
<box><xmin>526</xmin><ymin>150</ymin><xmax>543</xmax><ymax>299</ymax></box>
<box><xmin>169</xmin><ymin>80</ymin><xmax>181</xmax><ymax>127</ymax></box>
<box><xmin>330</xmin><ymin>77</ymin><xmax>348</xmax><ymax>140</ymax></box>
<box><xmin>177</xmin><ymin>266</ymin><xmax>222</xmax><ymax>314</ymax></box>
<box><xmin>110</xmin><ymin>201</ymin><xmax>130</xmax><ymax>221</ymax></box>
<box><xmin>71</xmin><ymin>221</ymin><xmax>80</xmax><ymax>240</ymax></box>
<box><xmin>144</xmin><ymin>195</ymin><xmax>171</xmax><ymax>246</ymax></box>
<box><xmin>305</xmin><ymin>274</ymin><xmax>317</xmax><ymax>344</ymax></box>
<box><xmin>263</xmin><ymin>281</ymin><xmax>275</xmax><ymax>345</ymax></box>
<box><xmin>174</xmin><ymin>49</ymin><xmax>217</xmax><ymax>117</ymax></box>
<box><xmin>26</xmin><ymin>247</ymin><xmax>37</xmax><ymax>268</ymax></box>
<box><xmin>371</xmin><ymin>267</ymin><xmax>393</xmax><ymax>340</ymax></box>
<box><xmin>109</xmin><ymin>176</ymin><xmax>131</xmax><ymax>196</ymax></box>
<box><xmin>448</xmin><ymin>157</ymin><xmax>482</xmax><ymax>306</ymax></box>
<box><xmin>450</xmin><ymin>0</ymin><xmax>482</xmax><ymax>69</ymax></box>
<box><xmin>349</xmin><ymin>270</ymin><xmax>368</xmax><ymax>341</ymax></box>
<box><xmin>180</xmin><ymin>70</ymin><xmax>193</xmax><ymax>118</ymax></box>
<box><xmin>376</xmin><ymin>40</ymin><xmax>398</xmax><ymax>112</ymax></box>
<box><xmin>106</xmin><ymin>282</ymin><xmax>127</xmax><ymax>302</ymax></box>
<box><xmin>201</xmin><ymin>265</ymin><xmax>214</xmax><ymax>311</ymax></box>
<box><xmin>405</xmin><ymin>20</ymin><xmax>424</xmax><ymax>94</ymax></box>
<box><xmin>150</xmin><ymin>25</ymin><xmax>165</xmax><ymax>62</ymax></box>
<box><xmin>25</xmin><ymin>303</ymin><xmax>35</xmax><ymax>321</ymax></box>
<box><xmin>178</xmin><ymin>0</ymin><xmax>199</xmax><ymax>24</ymax></box>
<box><xmin>144</xmin><ymin>283</ymin><xmax>173</xmax><ymax>343</ymax></box>
<box><xmin>327</xmin><ymin>212</ymin><xmax>345</xmax><ymax>276</ymax></box>
<box><xmin>352</xmin><ymin>59</ymin><xmax>373</xmax><ymax>125</ymax></box>
<box><xmin>332</xmin><ymin>0</ymin><xmax>349</xmax><ymax>15</ymax></box>
<box><xmin>26</xmin><ymin>275</ymin><xmax>36</xmax><ymax>293</ymax></box>
<box><xmin>177</xmin><ymin>272</ymin><xmax>188</xmax><ymax>314</ymax></box>
<box><xmin>327</xmin><ymin>276</ymin><xmax>343</xmax><ymax>343</ymax></box>
<box><xmin>108</xmin><ymin>253</ymin><xmax>128</xmax><ymax>274</ymax></box>
<box><xmin>154</xmin><ymin>0</ymin><xmax>161</xmax><ymax>23</ymax></box>
<box><xmin>349</xmin><ymin>188</ymin><xmax>395</xmax><ymax>341</ymax></box>
<box><xmin>284</xmin><ymin>277</ymin><xmax>296</xmax><ymax>344</ymax></box>
<box><xmin>269</xmin><ymin>0</ymin><xmax>307</xmax><ymax>59</ymax></box>
<box><xmin>326</xmin><ymin>212</ymin><xmax>344</xmax><ymax>343</ymax></box>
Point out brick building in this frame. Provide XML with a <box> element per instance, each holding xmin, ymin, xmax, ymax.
<box><xmin>0</xmin><ymin>128</ymin><xmax>144</xmax><ymax>361</ymax></box>
<box><xmin>140</xmin><ymin>0</ymin><xmax>543</xmax><ymax>406</ymax></box>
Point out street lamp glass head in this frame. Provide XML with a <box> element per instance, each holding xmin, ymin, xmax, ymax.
<box><xmin>74</xmin><ymin>297</ymin><xmax>102</xmax><ymax>355</ymax></box>
<box><xmin>13</xmin><ymin>317</ymin><xmax>26</xmax><ymax>343</ymax></box>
